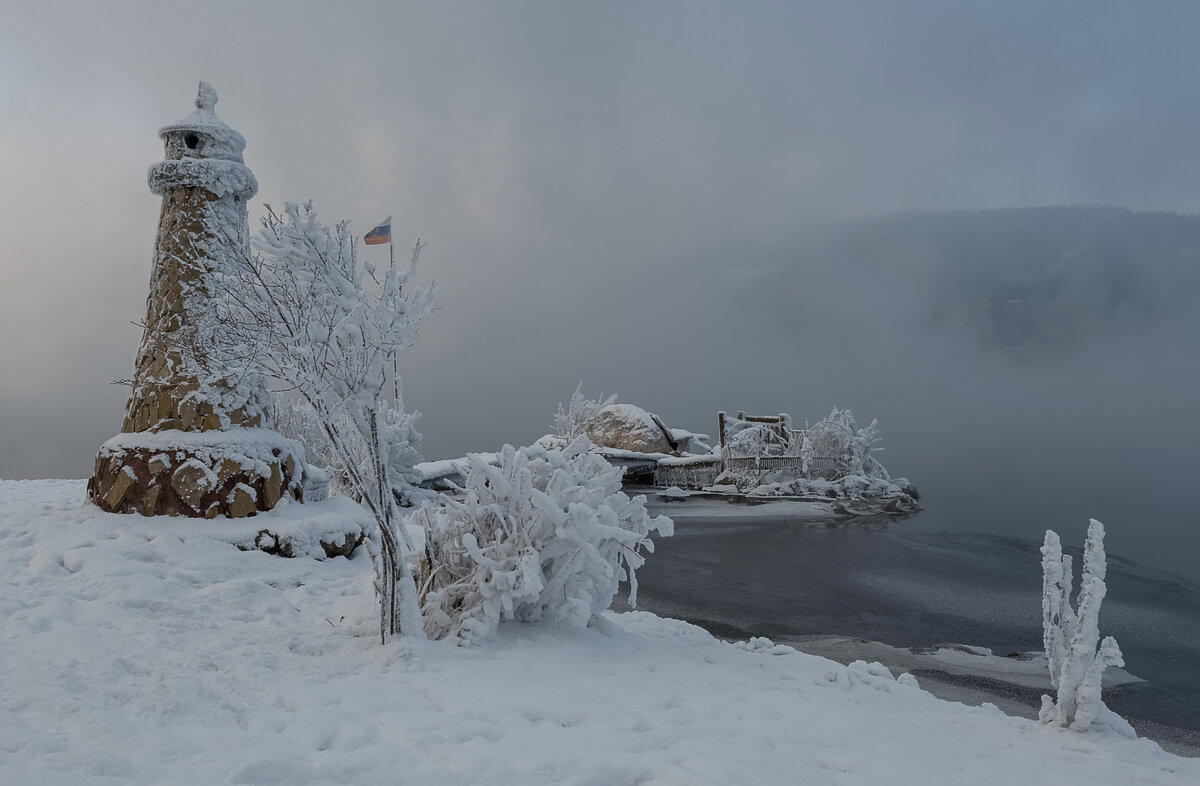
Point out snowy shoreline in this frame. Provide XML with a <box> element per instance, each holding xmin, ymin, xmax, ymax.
<box><xmin>784</xmin><ymin>636</ymin><xmax>1200</xmax><ymax>759</ymax></box>
<box><xmin>3</xmin><ymin>479</ymin><xmax>1198</xmax><ymax>782</ymax></box>
<box><xmin>643</xmin><ymin>486</ymin><xmax>919</xmax><ymax>522</ymax></box>
<box><xmin>610</xmin><ymin>599</ymin><xmax>1200</xmax><ymax>760</ymax></box>
<box><xmin>632</xmin><ymin>494</ymin><xmax>1200</xmax><ymax>757</ymax></box>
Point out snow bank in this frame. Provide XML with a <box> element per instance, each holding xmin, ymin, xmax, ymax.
<box><xmin>1</xmin><ymin>479</ymin><xmax>1195</xmax><ymax>784</ymax></box>
<box><xmin>414</xmin><ymin>452</ymin><xmax>501</xmax><ymax>484</ymax></box>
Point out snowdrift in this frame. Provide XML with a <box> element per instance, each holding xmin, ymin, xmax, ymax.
<box><xmin>1</xmin><ymin>479</ymin><xmax>1194</xmax><ymax>784</ymax></box>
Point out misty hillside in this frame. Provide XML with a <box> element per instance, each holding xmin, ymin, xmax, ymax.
<box><xmin>733</xmin><ymin>206</ymin><xmax>1200</xmax><ymax>359</ymax></box>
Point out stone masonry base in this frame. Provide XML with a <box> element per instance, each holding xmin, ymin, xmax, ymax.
<box><xmin>88</xmin><ymin>429</ymin><xmax>304</xmax><ymax>518</ymax></box>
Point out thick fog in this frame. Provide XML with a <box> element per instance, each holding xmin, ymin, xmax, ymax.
<box><xmin>2</xmin><ymin>3</ymin><xmax>1197</xmax><ymax>577</ymax></box>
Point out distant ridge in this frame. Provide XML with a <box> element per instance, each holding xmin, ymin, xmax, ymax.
<box><xmin>732</xmin><ymin>205</ymin><xmax>1200</xmax><ymax>358</ymax></box>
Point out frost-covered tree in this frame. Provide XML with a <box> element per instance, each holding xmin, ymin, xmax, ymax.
<box><xmin>553</xmin><ymin>383</ymin><xmax>617</xmax><ymax>441</ymax></box>
<box><xmin>803</xmin><ymin>408</ymin><xmax>888</xmax><ymax>479</ymax></box>
<box><xmin>206</xmin><ymin>201</ymin><xmax>438</xmax><ymax>642</ymax></box>
<box><xmin>1039</xmin><ymin>520</ymin><xmax>1134</xmax><ymax>735</ymax></box>
<box><xmin>413</xmin><ymin>437</ymin><xmax>673</xmax><ymax>644</ymax></box>
<box><xmin>726</xmin><ymin>422</ymin><xmax>789</xmax><ymax>459</ymax></box>
<box><xmin>272</xmin><ymin>395</ymin><xmax>351</xmax><ymax>494</ymax></box>
<box><xmin>273</xmin><ymin>394</ymin><xmax>425</xmax><ymax>504</ymax></box>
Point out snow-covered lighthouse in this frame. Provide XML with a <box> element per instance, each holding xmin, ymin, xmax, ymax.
<box><xmin>88</xmin><ymin>82</ymin><xmax>304</xmax><ymax>518</ymax></box>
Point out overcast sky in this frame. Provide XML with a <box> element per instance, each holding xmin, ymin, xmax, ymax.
<box><xmin>2</xmin><ymin>1</ymin><xmax>1198</xmax><ymax>573</ymax></box>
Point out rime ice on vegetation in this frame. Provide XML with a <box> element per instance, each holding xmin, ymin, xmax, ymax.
<box><xmin>414</xmin><ymin>437</ymin><xmax>673</xmax><ymax>644</ymax></box>
<box><xmin>553</xmin><ymin>383</ymin><xmax>618</xmax><ymax>442</ymax></box>
<box><xmin>1039</xmin><ymin>519</ymin><xmax>1134</xmax><ymax>737</ymax></box>
<box><xmin>203</xmin><ymin>200</ymin><xmax>437</xmax><ymax>641</ymax></box>
<box><xmin>87</xmin><ymin>82</ymin><xmax>303</xmax><ymax>519</ymax></box>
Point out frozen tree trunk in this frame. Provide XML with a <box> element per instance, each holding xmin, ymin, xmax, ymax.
<box><xmin>1039</xmin><ymin>519</ymin><xmax>1130</xmax><ymax>734</ymax></box>
<box><xmin>308</xmin><ymin>393</ymin><xmax>423</xmax><ymax>643</ymax></box>
<box><xmin>369</xmin><ymin>408</ymin><xmax>422</xmax><ymax>640</ymax></box>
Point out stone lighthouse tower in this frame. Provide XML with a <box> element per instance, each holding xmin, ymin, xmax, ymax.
<box><xmin>88</xmin><ymin>82</ymin><xmax>303</xmax><ymax>518</ymax></box>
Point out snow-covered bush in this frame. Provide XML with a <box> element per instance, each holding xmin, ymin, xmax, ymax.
<box><xmin>413</xmin><ymin>436</ymin><xmax>673</xmax><ymax>644</ymax></box>
<box><xmin>726</xmin><ymin>422</ymin><xmax>790</xmax><ymax>458</ymax></box>
<box><xmin>554</xmin><ymin>383</ymin><xmax>617</xmax><ymax>441</ymax></box>
<box><xmin>1039</xmin><ymin>520</ymin><xmax>1134</xmax><ymax>736</ymax></box>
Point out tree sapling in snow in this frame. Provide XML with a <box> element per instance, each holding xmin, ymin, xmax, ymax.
<box><xmin>202</xmin><ymin>201</ymin><xmax>437</xmax><ymax>643</ymax></box>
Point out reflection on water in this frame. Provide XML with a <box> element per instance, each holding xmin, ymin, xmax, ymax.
<box><xmin>628</xmin><ymin>500</ymin><xmax>1200</xmax><ymax>731</ymax></box>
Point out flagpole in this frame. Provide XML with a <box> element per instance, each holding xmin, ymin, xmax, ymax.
<box><xmin>389</xmin><ymin>226</ymin><xmax>402</xmax><ymax>409</ymax></box>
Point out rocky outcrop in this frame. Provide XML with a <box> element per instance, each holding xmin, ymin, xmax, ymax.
<box><xmin>586</xmin><ymin>404</ymin><xmax>675</xmax><ymax>454</ymax></box>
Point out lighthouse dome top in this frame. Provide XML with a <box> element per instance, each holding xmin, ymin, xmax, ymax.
<box><xmin>158</xmin><ymin>82</ymin><xmax>248</xmax><ymax>164</ymax></box>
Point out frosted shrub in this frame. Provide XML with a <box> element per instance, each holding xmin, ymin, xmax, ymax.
<box><xmin>1039</xmin><ymin>519</ymin><xmax>1134</xmax><ymax>736</ymax></box>
<box><xmin>726</xmin><ymin>422</ymin><xmax>789</xmax><ymax>459</ymax></box>
<box><xmin>414</xmin><ymin>436</ymin><xmax>673</xmax><ymax>644</ymax></box>
<box><xmin>804</xmin><ymin>408</ymin><xmax>887</xmax><ymax>479</ymax></box>
<box><xmin>554</xmin><ymin>383</ymin><xmax>617</xmax><ymax>441</ymax></box>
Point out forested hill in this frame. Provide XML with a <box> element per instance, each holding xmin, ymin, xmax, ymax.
<box><xmin>732</xmin><ymin>206</ymin><xmax>1200</xmax><ymax>359</ymax></box>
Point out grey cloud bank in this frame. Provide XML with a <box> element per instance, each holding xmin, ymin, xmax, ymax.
<box><xmin>1</xmin><ymin>2</ymin><xmax>1197</xmax><ymax>577</ymax></box>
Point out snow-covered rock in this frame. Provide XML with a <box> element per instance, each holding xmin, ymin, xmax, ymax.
<box><xmin>586</xmin><ymin>403</ymin><xmax>674</xmax><ymax>454</ymax></box>
<box><xmin>668</xmin><ymin>428</ymin><xmax>714</xmax><ymax>455</ymax></box>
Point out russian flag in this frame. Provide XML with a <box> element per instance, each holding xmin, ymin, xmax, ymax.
<box><xmin>364</xmin><ymin>216</ymin><xmax>392</xmax><ymax>245</ymax></box>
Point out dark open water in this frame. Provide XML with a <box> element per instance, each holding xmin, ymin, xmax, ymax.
<box><xmin>630</xmin><ymin>496</ymin><xmax>1200</xmax><ymax>737</ymax></box>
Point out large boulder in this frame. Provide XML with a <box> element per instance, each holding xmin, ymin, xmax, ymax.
<box><xmin>586</xmin><ymin>404</ymin><xmax>674</xmax><ymax>454</ymax></box>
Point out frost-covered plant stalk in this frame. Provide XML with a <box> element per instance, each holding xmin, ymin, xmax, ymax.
<box><xmin>1039</xmin><ymin>519</ymin><xmax>1133</xmax><ymax>735</ymax></box>
<box><xmin>207</xmin><ymin>201</ymin><xmax>437</xmax><ymax>643</ymax></box>
<box><xmin>413</xmin><ymin>436</ymin><xmax>673</xmax><ymax>644</ymax></box>
<box><xmin>554</xmin><ymin>383</ymin><xmax>617</xmax><ymax>441</ymax></box>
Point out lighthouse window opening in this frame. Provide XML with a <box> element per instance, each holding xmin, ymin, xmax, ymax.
<box><xmin>184</xmin><ymin>133</ymin><xmax>200</xmax><ymax>150</ymax></box>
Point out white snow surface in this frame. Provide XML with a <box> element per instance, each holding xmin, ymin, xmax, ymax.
<box><xmin>414</xmin><ymin>452</ymin><xmax>501</xmax><ymax>483</ymax></box>
<box><xmin>100</xmin><ymin>427</ymin><xmax>303</xmax><ymax>456</ymax></box>
<box><xmin>100</xmin><ymin>428</ymin><xmax>305</xmax><ymax>490</ymax></box>
<box><xmin>2</xmin><ymin>479</ymin><xmax>1196</xmax><ymax>785</ymax></box>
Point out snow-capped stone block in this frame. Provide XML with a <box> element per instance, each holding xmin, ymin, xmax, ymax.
<box><xmin>227</xmin><ymin>483</ymin><xmax>257</xmax><ymax>519</ymax></box>
<box><xmin>89</xmin><ymin>429</ymin><xmax>305</xmax><ymax>518</ymax></box>
<box><xmin>232</xmin><ymin>495</ymin><xmax>367</xmax><ymax>559</ymax></box>
<box><xmin>171</xmin><ymin>458</ymin><xmax>215</xmax><ymax>511</ymax></box>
